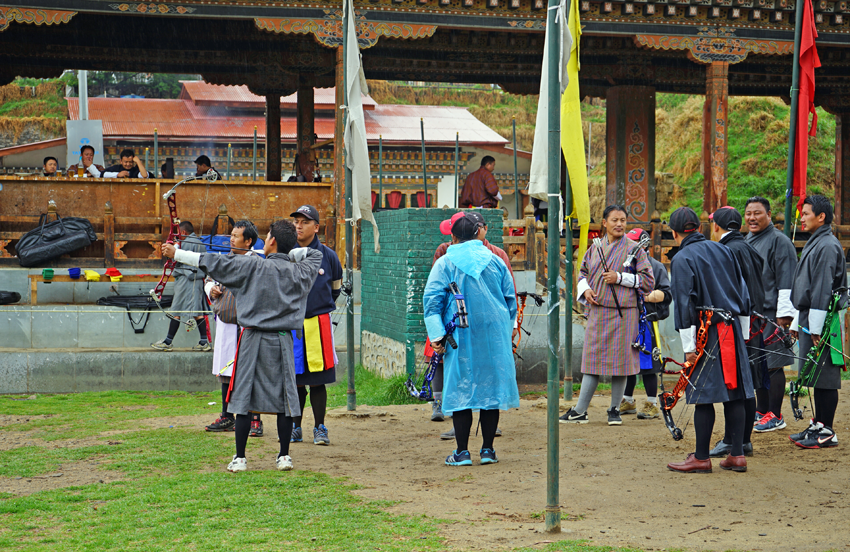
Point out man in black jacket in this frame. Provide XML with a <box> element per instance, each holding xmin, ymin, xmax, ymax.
<box><xmin>103</xmin><ymin>148</ymin><xmax>150</xmax><ymax>178</ymax></box>
<box><xmin>708</xmin><ymin>206</ymin><xmax>765</xmax><ymax>458</ymax></box>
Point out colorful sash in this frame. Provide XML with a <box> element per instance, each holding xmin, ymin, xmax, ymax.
<box><xmin>293</xmin><ymin>313</ymin><xmax>335</xmax><ymax>374</ymax></box>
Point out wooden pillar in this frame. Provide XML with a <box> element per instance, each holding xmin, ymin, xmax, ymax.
<box><xmin>605</xmin><ymin>86</ymin><xmax>656</xmax><ymax>223</ymax></box>
<box><xmin>702</xmin><ymin>61</ymin><xmax>729</xmax><ymax>214</ymax></box>
<box><xmin>296</xmin><ymin>83</ymin><xmax>316</xmax><ymax>172</ymax></box>
<box><xmin>333</xmin><ymin>46</ymin><xmax>346</xmax><ymax>259</ymax></box>
<box><xmin>835</xmin><ymin>112</ymin><xmax>850</xmax><ymax>225</ymax></box>
<box><xmin>265</xmin><ymin>93</ymin><xmax>281</xmax><ymax>182</ymax></box>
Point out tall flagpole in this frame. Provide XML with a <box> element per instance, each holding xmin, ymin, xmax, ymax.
<box><xmin>343</xmin><ymin>0</ymin><xmax>356</xmax><ymax>411</ymax></box>
<box><xmin>545</xmin><ymin>0</ymin><xmax>562</xmax><ymax>534</ymax></box>
<box><xmin>783</xmin><ymin>0</ymin><xmax>805</xmax><ymax>238</ymax></box>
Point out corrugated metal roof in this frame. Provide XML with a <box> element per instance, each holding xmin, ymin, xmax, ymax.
<box><xmin>67</xmin><ymin>91</ymin><xmax>507</xmax><ymax>146</ymax></box>
<box><xmin>179</xmin><ymin>81</ymin><xmax>376</xmax><ymax>110</ymax></box>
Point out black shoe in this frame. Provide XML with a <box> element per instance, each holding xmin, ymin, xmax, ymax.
<box><xmin>709</xmin><ymin>440</ymin><xmax>753</xmax><ymax>457</ymax></box>
<box><xmin>249</xmin><ymin>420</ymin><xmax>264</xmax><ymax>437</ymax></box>
<box><xmin>789</xmin><ymin>420</ymin><xmax>819</xmax><ymax>443</ymax></box>
<box><xmin>607</xmin><ymin>408</ymin><xmax>622</xmax><ymax>426</ymax></box>
<box><xmin>795</xmin><ymin>424</ymin><xmax>838</xmax><ymax>449</ymax></box>
<box><xmin>206</xmin><ymin>416</ymin><xmax>235</xmax><ymax>432</ymax></box>
<box><xmin>559</xmin><ymin>408</ymin><xmax>588</xmax><ymax>424</ymax></box>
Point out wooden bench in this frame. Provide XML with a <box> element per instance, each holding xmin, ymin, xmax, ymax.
<box><xmin>28</xmin><ymin>274</ymin><xmax>163</xmax><ymax>305</ymax></box>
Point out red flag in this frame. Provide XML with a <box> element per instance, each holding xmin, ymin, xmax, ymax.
<box><xmin>794</xmin><ymin>0</ymin><xmax>821</xmax><ymax>214</ymax></box>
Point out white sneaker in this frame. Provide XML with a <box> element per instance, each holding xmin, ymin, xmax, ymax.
<box><xmin>227</xmin><ymin>455</ymin><xmax>247</xmax><ymax>472</ymax></box>
<box><xmin>276</xmin><ymin>455</ymin><xmax>293</xmax><ymax>471</ymax></box>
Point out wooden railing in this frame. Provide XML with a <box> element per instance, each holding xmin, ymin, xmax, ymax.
<box><xmin>0</xmin><ymin>176</ymin><xmax>332</xmax><ymax>268</ymax></box>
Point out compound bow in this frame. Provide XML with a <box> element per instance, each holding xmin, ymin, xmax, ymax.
<box><xmin>513</xmin><ymin>291</ymin><xmax>544</xmax><ymax>359</ymax></box>
<box><xmin>789</xmin><ymin>289</ymin><xmax>846</xmax><ymax>420</ymax></box>
<box><xmin>405</xmin><ymin>282</ymin><xmax>469</xmax><ymax>401</ymax></box>
<box><xmin>149</xmin><ymin>169</ymin><xmax>220</xmax><ymax>331</ymax></box>
<box><xmin>658</xmin><ymin>307</ymin><xmax>732</xmax><ymax>440</ymax></box>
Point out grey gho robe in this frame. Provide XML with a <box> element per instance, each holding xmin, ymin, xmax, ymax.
<box><xmin>196</xmin><ymin>248</ymin><xmax>322</xmax><ymax>415</ymax></box>
<box><xmin>171</xmin><ymin>233</ymin><xmax>207</xmax><ymax>317</ymax></box>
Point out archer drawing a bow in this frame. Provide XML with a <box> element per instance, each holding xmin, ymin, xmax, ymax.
<box><xmin>149</xmin><ymin>169</ymin><xmax>220</xmax><ymax>331</ymax></box>
<box><xmin>406</xmin><ymin>282</ymin><xmax>469</xmax><ymax>401</ymax></box>
<box><xmin>790</xmin><ymin>288</ymin><xmax>848</xmax><ymax>421</ymax></box>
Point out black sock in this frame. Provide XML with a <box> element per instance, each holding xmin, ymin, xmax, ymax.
<box><xmin>311</xmin><ymin>385</ymin><xmax>327</xmax><ymax>427</ymax></box>
<box><xmin>164</xmin><ymin>318</ymin><xmax>180</xmax><ymax>344</ymax></box>
<box><xmin>294</xmin><ymin>386</ymin><xmax>308</xmax><ymax>429</ymax></box>
<box><xmin>693</xmin><ymin>404</ymin><xmax>716</xmax><ymax>461</ymax></box>
<box><xmin>742</xmin><ymin>397</ymin><xmax>756</xmax><ymax>445</ymax></box>
<box><xmin>277</xmin><ymin>415</ymin><xmax>293</xmax><ymax>457</ymax></box>
<box><xmin>624</xmin><ymin>375</ymin><xmax>637</xmax><ymax>398</ymax></box>
<box><xmin>642</xmin><ymin>373</ymin><xmax>658</xmax><ymax>398</ymax></box>
<box><xmin>452</xmin><ymin>409</ymin><xmax>473</xmax><ymax>452</ymax></box>
<box><xmin>814</xmin><ymin>388</ymin><xmax>839</xmax><ymax>428</ymax></box>
<box><xmin>479</xmin><ymin>409</ymin><xmax>500</xmax><ymax>450</ymax></box>
<box><xmin>769</xmin><ymin>369</ymin><xmax>786</xmax><ymax>418</ymax></box>
<box><xmin>235</xmin><ymin>414</ymin><xmax>251</xmax><ymax>458</ymax></box>
<box><xmin>723</xmin><ymin>399</ymin><xmax>745</xmax><ymax>457</ymax></box>
<box><xmin>197</xmin><ymin>317</ymin><xmax>209</xmax><ymax>343</ymax></box>
<box><xmin>221</xmin><ymin>381</ymin><xmax>232</xmax><ymax>419</ymax></box>
<box><xmin>755</xmin><ymin>388</ymin><xmax>770</xmax><ymax>415</ymax></box>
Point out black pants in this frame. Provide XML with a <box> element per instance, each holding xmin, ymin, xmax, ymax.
<box><xmin>694</xmin><ymin>399</ymin><xmax>745</xmax><ymax>460</ymax></box>
<box><xmin>452</xmin><ymin>409</ymin><xmax>499</xmax><ymax>452</ymax></box>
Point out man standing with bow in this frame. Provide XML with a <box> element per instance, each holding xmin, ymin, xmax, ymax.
<box><xmin>666</xmin><ymin>207</ymin><xmax>753</xmax><ymax>474</ymax></box>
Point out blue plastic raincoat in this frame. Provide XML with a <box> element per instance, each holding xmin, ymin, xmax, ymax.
<box><xmin>423</xmin><ymin>239</ymin><xmax>519</xmax><ymax>414</ymax></box>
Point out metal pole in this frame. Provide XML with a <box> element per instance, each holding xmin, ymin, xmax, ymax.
<box><xmin>253</xmin><ymin>126</ymin><xmax>258</xmax><ymax>181</ymax></box>
<box><xmin>783</xmin><ymin>0</ymin><xmax>806</xmax><ymax>238</ymax></box>
<box><xmin>78</xmin><ymin>70</ymin><xmax>88</xmax><ymax>121</ymax></box>
<box><xmin>153</xmin><ymin>129</ymin><xmax>158</xmax><ymax>178</ymax></box>
<box><xmin>226</xmin><ymin>143</ymin><xmax>232</xmax><ymax>181</ymax></box>
<box><xmin>343</xmin><ymin>0</ymin><xmax>356</xmax><ymax>411</ymax></box>
<box><xmin>420</xmin><ymin>118</ymin><xmax>428</xmax><ymax>207</ymax></box>
<box><xmin>513</xmin><ymin>116</ymin><xmax>520</xmax><ymax>218</ymax></box>
<box><xmin>145</xmin><ymin>147</ymin><xmax>149</xmax><ymax>171</ymax></box>
<box><xmin>378</xmin><ymin>135</ymin><xmax>383</xmax><ymax>209</ymax></box>
<box><xmin>454</xmin><ymin>132</ymin><xmax>460</xmax><ymax>209</ymax></box>
<box><xmin>586</xmin><ymin>122</ymin><xmax>592</xmax><ymax>177</ymax></box>
<box><xmin>545</xmin><ymin>0</ymin><xmax>562</xmax><ymax>534</ymax></box>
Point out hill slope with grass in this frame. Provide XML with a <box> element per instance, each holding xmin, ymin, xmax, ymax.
<box><xmin>0</xmin><ymin>78</ymin><xmax>68</xmax><ymax>148</ymax></box>
<box><xmin>368</xmin><ymin>82</ymin><xmax>835</xmax><ymax>219</ymax></box>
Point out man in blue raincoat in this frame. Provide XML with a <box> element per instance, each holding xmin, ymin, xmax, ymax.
<box><xmin>423</xmin><ymin>213</ymin><xmax>519</xmax><ymax>466</ymax></box>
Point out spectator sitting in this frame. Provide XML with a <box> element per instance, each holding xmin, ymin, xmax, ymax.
<box><xmin>43</xmin><ymin>156</ymin><xmax>58</xmax><ymax>177</ymax></box>
<box><xmin>103</xmin><ymin>148</ymin><xmax>150</xmax><ymax>179</ymax></box>
<box><xmin>68</xmin><ymin>145</ymin><xmax>104</xmax><ymax>178</ymax></box>
<box><xmin>195</xmin><ymin>155</ymin><xmax>223</xmax><ymax>180</ymax></box>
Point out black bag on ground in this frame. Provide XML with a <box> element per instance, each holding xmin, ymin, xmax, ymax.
<box><xmin>0</xmin><ymin>291</ymin><xmax>21</xmax><ymax>305</ymax></box>
<box><xmin>97</xmin><ymin>294</ymin><xmax>173</xmax><ymax>334</ymax></box>
<box><xmin>15</xmin><ymin>212</ymin><xmax>97</xmax><ymax>267</ymax></box>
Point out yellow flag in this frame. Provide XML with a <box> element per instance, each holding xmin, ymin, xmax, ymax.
<box><xmin>560</xmin><ymin>0</ymin><xmax>590</xmax><ymax>268</ymax></box>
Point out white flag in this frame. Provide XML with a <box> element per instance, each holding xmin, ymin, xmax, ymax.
<box><xmin>528</xmin><ymin>0</ymin><xmax>568</xmax><ymax>230</ymax></box>
<box><xmin>343</xmin><ymin>0</ymin><xmax>380</xmax><ymax>252</ymax></box>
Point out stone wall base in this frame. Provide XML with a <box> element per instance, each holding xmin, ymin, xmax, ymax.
<box><xmin>360</xmin><ymin>330</ymin><xmax>407</xmax><ymax>378</ymax></box>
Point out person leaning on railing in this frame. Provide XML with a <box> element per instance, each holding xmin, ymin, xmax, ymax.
<box><xmin>102</xmin><ymin>148</ymin><xmax>150</xmax><ymax>178</ymax></box>
<box><xmin>68</xmin><ymin>145</ymin><xmax>105</xmax><ymax>178</ymax></box>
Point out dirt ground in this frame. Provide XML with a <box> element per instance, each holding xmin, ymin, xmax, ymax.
<box><xmin>2</xmin><ymin>394</ymin><xmax>849</xmax><ymax>552</ymax></box>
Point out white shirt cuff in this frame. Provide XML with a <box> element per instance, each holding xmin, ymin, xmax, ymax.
<box><xmin>204</xmin><ymin>280</ymin><xmax>216</xmax><ymax>298</ymax></box>
<box><xmin>808</xmin><ymin>309</ymin><xmax>827</xmax><ymax>336</ymax></box>
<box><xmin>777</xmin><ymin>289</ymin><xmax>796</xmax><ymax>319</ymax></box>
<box><xmin>619</xmin><ymin>273</ymin><xmax>639</xmax><ymax>288</ymax></box>
<box><xmin>174</xmin><ymin>248</ymin><xmax>201</xmax><ymax>267</ymax></box>
<box><xmin>576</xmin><ymin>278</ymin><xmax>591</xmax><ymax>306</ymax></box>
<box><xmin>103</xmin><ymin>171</ymin><xmax>119</xmax><ymax>178</ymax></box>
<box><xmin>87</xmin><ymin>165</ymin><xmax>101</xmax><ymax>177</ymax></box>
<box><xmin>495</xmin><ymin>192</ymin><xmax>503</xmax><ymax>201</ymax></box>
<box><xmin>679</xmin><ymin>326</ymin><xmax>697</xmax><ymax>353</ymax></box>
<box><xmin>289</xmin><ymin>247</ymin><xmax>309</xmax><ymax>262</ymax></box>
<box><xmin>791</xmin><ymin>310</ymin><xmax>799</xmax><ymax>332</ymax></box>
<box><xmin>738</xmin><ymin>316</ymin><xmax>750</xmax><ymax>340</ymax></box>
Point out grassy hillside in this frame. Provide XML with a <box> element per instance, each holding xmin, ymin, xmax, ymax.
<box><xmin>0</xmin><ymin>79</ymin><xmax>68</xmax><ymax>146</ymax></box>
<box><xmin>368</xmin><ymin>82</ymin><xmax>835</xmax><ymax>220</ymax></box>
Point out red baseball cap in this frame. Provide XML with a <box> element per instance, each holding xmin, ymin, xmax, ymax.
<box><xmin>439</xmin><ymin>212</ymin><xmax>467</xmax><ymax>235</ymax></box>
<box><xmin>625</xmin><ymin>228</ymin><xmax>647</xmax><ymax>242</ymax></box>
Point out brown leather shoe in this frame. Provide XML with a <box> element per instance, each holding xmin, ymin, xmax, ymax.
<box><xmin>667</xmin><ymin>453</ymin><xmax>712</xmax><ymax>473</ymax></box>
<box><xmin>720</xmin><ymin>454</ymin><xmax>747</xmax><ymax>472</ymax></box>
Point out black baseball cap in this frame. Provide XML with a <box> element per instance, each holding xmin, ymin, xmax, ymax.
<box><xmin>709</xmin><ymin>206</ymin><xmax>742</xmax><ymax>231</ymax></box>
<box><xmin>194</xmin><ymin>155</ymin><xmax>211</xmax><ymax>166</ymax></box>
<box><xmin>669</xmin><ymin>207</ymin><xmax>701</xmax><ymax>233</ymax></box>
<box><xmin>290</xmin><ymin>205</ymin><xmax>320</xmax><ymax>223</ymax></box>
<box><xmin>451</xmin><ymin>215</ymin><xmax>479</xmax><ymax>240</ymax></box>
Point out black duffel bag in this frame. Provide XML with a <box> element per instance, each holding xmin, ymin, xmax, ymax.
<box><xmin>15</xmin><ymin>212</ymin><xmax>97</xmax><ymax>267</ymax></box>
<box><xmin>0</xmin><ymin>291</ymin><xmax>21</xmax><ymax>305</ymax></box>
